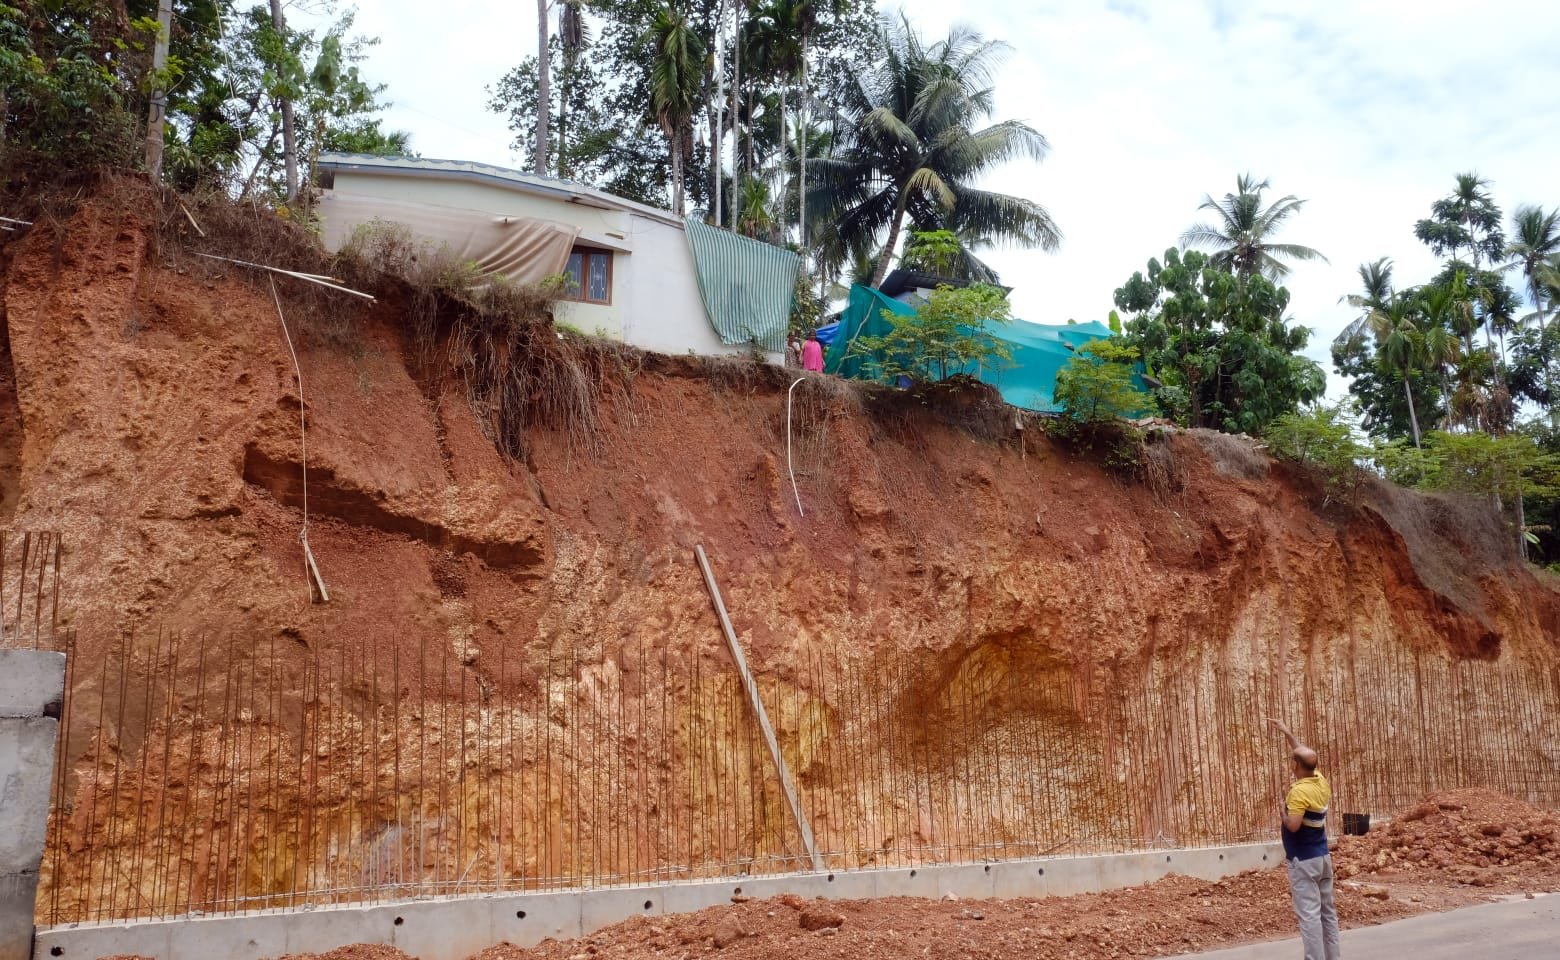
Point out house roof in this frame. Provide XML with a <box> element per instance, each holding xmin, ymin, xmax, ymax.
<box><xmin>877</xmin><ymin>269</ymin><xmax>1012</xmax><ymax>298</ymax></box>
<box><xmin>877</xmin><ymin>269</ymin><xmax>968</xmax><ymax>298</ymax></box>
<box><xmin>315</xmin><ymin>152</ymin><xmax>686</xmax><ymax>228</ymax></box>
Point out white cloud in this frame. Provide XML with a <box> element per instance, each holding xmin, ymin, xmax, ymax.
<box><xmin>301</xmin><ymin>0</ymin><xmax>1560</xmax><ymax>397</ymax></box>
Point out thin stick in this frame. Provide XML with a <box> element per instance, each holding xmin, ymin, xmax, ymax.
<box><xmin>268</xmin><ymin>277</ymin><xmax>330</xmax><ymax>603</ymax></box>
<box><xmin>785</xmin><ymin>377</ymin><xmax>806</xmax><ymax>518</ymax></box>
<box><xmin>198</xmin><ymin>252</ymin><xmax>374</xmax><ymax>299</ymax></box>
<box><xmin>179</xmin><ymin>202</ymin><xmax>206</xmax><ymax>238</ymax></box>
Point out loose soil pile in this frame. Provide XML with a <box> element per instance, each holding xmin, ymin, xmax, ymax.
<box><xmin>1335</xmin><ymin>788</ymin><xmax>1560</xmax><ymax>889</ymax></box>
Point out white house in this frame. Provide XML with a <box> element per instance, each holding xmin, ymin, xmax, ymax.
<box><xmin>315</xmin><ymin>153</ymin><xmax>792</xmax><ymax>363</ymax></box>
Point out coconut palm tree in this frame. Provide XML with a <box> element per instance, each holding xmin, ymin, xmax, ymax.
<box><xmin>808</xmin><ymin>13</ymin><xmax>1060</xmax><ymax>288</ymax></box>
<box><xmin>1505</xmin><ymin>205</ymin><xmax>1560</xmax><ymax>330</ymax></box>
<box><xmin>1180</xmin><ymin>174</ymin><xmax>1328</xmax><ymax>280</ymax></box>
<box><xmin>647</xmin><ymin>4</ymin><xmax>706</xmax><ymax>216</ymax></box>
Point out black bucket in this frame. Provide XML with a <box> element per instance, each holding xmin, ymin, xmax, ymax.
<box><xmin>1341</xmin><ymin>812</ymin><xmax>1371</xmax><ymax>836</ymax></box>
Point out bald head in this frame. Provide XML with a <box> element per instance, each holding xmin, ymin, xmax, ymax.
<box><xmin>1292</xmin><ymin>746</ymin><xmax>1319</xmax><ymax>773</ymax></box>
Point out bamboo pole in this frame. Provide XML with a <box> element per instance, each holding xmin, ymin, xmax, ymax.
<box><xmin>694</xmin><ymin>544</ymin><xmax>824</xmax><ymax>872</ymax></box>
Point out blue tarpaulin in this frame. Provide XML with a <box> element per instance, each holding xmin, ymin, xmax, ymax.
<box><xmin>823</xmin><ymin>285</ymin><xmax>1146</xmax><ymax>415</ymax></box>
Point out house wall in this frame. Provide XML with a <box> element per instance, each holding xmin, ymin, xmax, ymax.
<box><xmin>322</xmin><ymin>169</ymin><xmax>778</xmax><ymax>362</ymax></box>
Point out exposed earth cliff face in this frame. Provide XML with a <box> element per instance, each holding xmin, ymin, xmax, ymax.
<box><xmin>4</xmin><ymin>193</ymin><xmax>1559</xmax><ymax>923</ymax></box>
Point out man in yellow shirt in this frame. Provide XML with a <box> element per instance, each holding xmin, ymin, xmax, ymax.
<box><xmin>1268</xmin><ymin>717</ymin><xmax>1341</xmax><ymax>960</ymax></box>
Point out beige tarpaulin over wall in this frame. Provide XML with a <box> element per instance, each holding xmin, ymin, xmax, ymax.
<box><xmin>318</xmin><ymin>191</ymin><xmax>581</xmax><ymax>285</ymax></box>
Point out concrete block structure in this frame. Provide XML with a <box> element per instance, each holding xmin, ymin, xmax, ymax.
<box><xmin>0</xmin><ymin>650</ymin><xmax>65</xmax><ymax>960</ymax></box>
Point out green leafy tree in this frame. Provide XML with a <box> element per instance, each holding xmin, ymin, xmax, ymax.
<box><xmin>1114</xmin><ymin>247</ymin><xmax>1325</xmax><ymax>434</ymax></box>
<box><xmin>1179</xmin><ymin>173</ymin><xmax>1327</xmax><ymax>280</ymax></box>
<box><xmin>809</xmin><ymin>13</ymin><xmax>1059</xmax><ymax>287</ymax></box>
<box><xmin>1053</xmin><ymin>338</ymin><xmax>1143</xmax><ymax>423</ymax></box>
<box><xmin>0</xmin><ymin>0</ymin><xmax>143</xmax><ymax>180</ymax></box>
<box><xmin>848</xmin><ymin>282</ymin><xmax>1012</xmax><ymax>384</ymax></box>
<box><xmin>1266</xmin><ymin>404</ymin><xmax>1366</xmax><ymax>502</ymax></box>
<box><xmin>1385</xmin><ymin>429</ymin><xmax>1560</xmax><ymax>559</ymax></box>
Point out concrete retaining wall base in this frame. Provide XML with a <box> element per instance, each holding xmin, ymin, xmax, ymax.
<box><xmin>1</xmin><ymin>650</ymin><xmax>66</xmax><ymax>960</ymax></box>
<box><xmin>37</xmin><ymin>842</ymin><xmax>1281</xmax><ymax>960</ymax></box>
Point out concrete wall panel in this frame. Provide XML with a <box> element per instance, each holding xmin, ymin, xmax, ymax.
<box><xmin>37</xmin><ymin>843</ymin><xmax>1284</xmax><ymax>960</ymax></box>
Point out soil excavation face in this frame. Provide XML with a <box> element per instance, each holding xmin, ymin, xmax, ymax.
<box><xmin>3</xmin><ymin>192</ymin><xmax>1559</xmax><ymax>926</ymax></box>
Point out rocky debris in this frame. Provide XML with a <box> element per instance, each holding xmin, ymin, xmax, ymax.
<box><xmin>1335</xmin><ymin>789</ymin><xmax>1560</xmax><ymax>887</ymax></box>
<box><xmin>797</xmin><ymin>907</ymin><xmax>846</xmax><ymax>931</ymax></box>
<box><xmin>711</xmin><ymin>917</ymin><xmax>747</xmax><ymax>948</ymax></box>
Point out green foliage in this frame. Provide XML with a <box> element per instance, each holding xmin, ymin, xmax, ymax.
<box><xmin>1114</xmin><ymin>247</ymin><xmax>1325</xmax><ymax>434</ymax></box>
<box><xmin>1266</xmin><ymin>404</ymin><xmax>1366</xmax><ymax>501</ymax></box>
<box><xmin>899</xmin><ymin>229</ymin><xmax>962</xmax><ymax>276</ymax></box>
<box><xmin>487</xmin><ymin>0</ymin><xmax>880</xmax><ymax>216</ymax></box>
<box><xmin>788</xmin><ymin>266</ymin><xmax>826</xmax><ymax>339</ymax></box>
<box><xmin>1053</xmin><ymin>338</ymin><xmax>1142</xmax><ymax>424</ymax></box>
<box><xmin>0</xmin><ymin>0</ymin><xmax>143</xmax><ymax>178</ymax></box>
<box><xmin>849</xmin><ymin>283</ymin><xmax>1012</xmax><ymax>384</ymax></box>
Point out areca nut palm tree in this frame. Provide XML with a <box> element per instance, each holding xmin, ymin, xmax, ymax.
<box><xmin>809</xmin><ymin>13</ymin><xmax>1060</xmax><ymax>288</ymax></box>
<box><xmin>1372</xmin><ymin>295</ymin><xmax>1426</xmax><ymax>447</ymax></box>
<box><xmin>1180</xmin><ymin>173</ymin><xmax>1328</xmax><ymax>280</ymax></box>
<box><xmin>647</xmin><ymin>3</ymin><xmax>706</xmax><ymax>216</ymax></box>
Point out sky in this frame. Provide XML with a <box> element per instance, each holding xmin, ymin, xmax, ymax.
<box><xmin>300</xmin><ymin>0</ymin><xmax>1560</xmax><ymax>398</ymax></box>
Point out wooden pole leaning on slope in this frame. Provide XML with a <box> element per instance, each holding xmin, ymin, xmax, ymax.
<box><xmin>694</xmin><ymin>544</ymin><xmax>825</xmax><ymax>873</ymax></box>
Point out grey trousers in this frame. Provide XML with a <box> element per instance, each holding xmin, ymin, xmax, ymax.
<box><xmin>1287</xmin><ymin>854</ymin><xmax>1342</xmax><ymax>960</ymax></box>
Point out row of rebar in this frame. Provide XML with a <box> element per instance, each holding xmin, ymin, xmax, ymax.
<box><xmin>0</xmin><ymin>531</ymin><xmax>62</xmax><ymax>651</ymax></box>
<box><xmin>36</xmin><ymin>622</ymin><xmax>1560</xmax><ymax>926</ymax></box>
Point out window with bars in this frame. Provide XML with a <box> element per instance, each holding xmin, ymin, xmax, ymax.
<box><xmin>563</xmin><ymin>247</ymin><xmax>613</xmax><ymax>304</ymax></box>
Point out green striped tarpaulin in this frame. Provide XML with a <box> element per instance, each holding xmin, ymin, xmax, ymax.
<box><xmin>683</xmin><ymin>218</ymin><xmax>801</xmax><ymax>353</ymax></box>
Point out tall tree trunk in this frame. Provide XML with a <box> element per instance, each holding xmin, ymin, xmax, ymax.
<box><xmin>143</xmin><ymin>0</ymin><xmax>173</xmax><ymax>181</ymax></box>
<box><xmin>535</xmin><ymin>0</ymin><xmax>551</xmax><ymax>176</ymax></box>
<box><xmin>797</xmin><ymin>35</ymin><xmax>806</xmax><ymax>253</ymax></box>
<box><xmin>270</xmin><ymin>0</ymin><xmax>299</xmax><ymax>203</ymax></box>
<box><xmin>1403</xmin><ymin>373</ymin><xmax>1422</xmax><ymax>447</ymax></box>
<box><xmin>557</xmin><ymin>52</ymin><xmax>572</xmax><ymax>178</ymax></box>
<box><xmin>869</xmin><ymin>190</ymin><xmax>911</xmax><ymax>287</ymax></box>
<box><xmin>731</xmin><ymin>2</ymin><xmax>741</xmax><ymax>230</ymax></box>
<box><xmin>777</xmin><ymin>85</ymin><xmax>786</xmax><ymax>242</ymax></box>
<box><xmin>671</xmin><ymin>136</ymin><xmax>684</xmax><ymax>216</ymax></box>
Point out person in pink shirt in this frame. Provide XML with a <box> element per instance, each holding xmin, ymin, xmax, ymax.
<box><xmin>802</xmin><ymin>333</ymin><xmax>825</xmax><ymax>372</ymax></box>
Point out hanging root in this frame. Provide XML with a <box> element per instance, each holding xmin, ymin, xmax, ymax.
<box><xmin>335</xmin><ymin>222</ymin><xmax>637</xmax><ymax>459</ymax></box>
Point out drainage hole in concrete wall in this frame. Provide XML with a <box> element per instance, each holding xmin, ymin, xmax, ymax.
<box><xmin>827</xmin><ymin>874</ymin><xmax>835</xmax><ymax>882</ymax></box>
<box><xmin>644</xmin><ymin>900</ymin><xmax>654</xmax><ymax>910</ymax></box>
<box><xmin>1263</xmin><ymin>854</ymin><xmax>1268</xmax><ymax>860</ymax></box>
<box><xmin>910</xmin><ymin>869</ymin><xmax>917</xmax><ymax>878</ymax></box>
<box><xmin>983</xmin><ymin>865</ymin><xmax>991</xmax><ymax>873</ymax></box>
<box><xmin>394</xmin><ymin>917</ymin><xmax>404</xmax><ymax>926</ymax></box>
<box><xmin>50</xmin><ymin>949</ymin><xmax>63</xmax><ymax>957</ymax></box>
<box><xmin>1037</xmin><ymin>868</ymin><xmax>1045</xmax><ymax>876</ymax></box>
<box><xmin>1219</xmin><ymin>854</ymin><xmax>1224</xmax><ymax>860</ymax></box>
<box><xmin>517</xmin><ymin>910</ymin><xmax>527</xmax><ymax>919</ymax></box>
<box><xmin>1165</xmin><ymin>856</ymin><xmax>1171</xmax><ymax>862</ymax></box>
<box><xmin>734</xmin><ymin>887</ymin><xmax>742</xmax><ymax>896</ymax></box>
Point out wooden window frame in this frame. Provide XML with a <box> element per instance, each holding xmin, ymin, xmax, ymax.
<box><xmin>563</xmin><ymin>245</ymin><xmax>614</xmax><ymax>305</ymax></box>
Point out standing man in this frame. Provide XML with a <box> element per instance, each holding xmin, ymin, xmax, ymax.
<box><xmin>1267</xmin><ymin>718</ymin><xmax>1341</xmax><ymax>960</ymax></box>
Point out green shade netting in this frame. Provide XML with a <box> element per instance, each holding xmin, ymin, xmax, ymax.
<box><xmin>683</xmin><ymin>218</ymin><xmax>801</xmax><ymax>353</ymax></box>
<box><xmin>825</xmin><ymin>285</ymin><xmax>1148</xmax><ymax>415</ymax></box>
